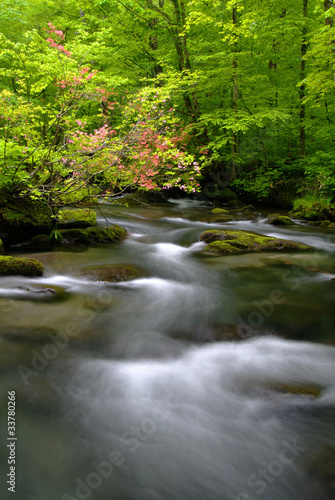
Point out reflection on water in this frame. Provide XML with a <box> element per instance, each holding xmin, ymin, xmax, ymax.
<box><xmin>0</xmin><ymin>201</ymin><xmax>335</xmax><ymax>500</ymax></box>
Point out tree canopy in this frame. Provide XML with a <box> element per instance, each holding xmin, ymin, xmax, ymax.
<box><xmin>0</xmin><ymin>0</ymin><xmax>335</xmax><ymax>207</ymax></box>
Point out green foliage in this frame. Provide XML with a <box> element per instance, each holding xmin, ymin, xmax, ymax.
<box><xmin>292</xmin><ymin>195</ymin><xmax>333</xmax><ymax>220</ymax></box>
<box><xmin>231</xmin><ymin>166</ymin><xmax>284</xmax><ymax>201</ymax></box>
<box><xmin>301</xmin><ymin>152</ymin><xmax>335</xmax><ymax>196</ymax></box>
<box><xmin>0</xmin><ymin>0</ymin><xmax>335</xmax><ymax>205</ymax></box>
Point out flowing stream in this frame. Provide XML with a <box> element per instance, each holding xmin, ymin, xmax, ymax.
<box><xmin>0</xmin><ymin>200</ymin><xmax>335</xmax><ymax>500</ymax></box>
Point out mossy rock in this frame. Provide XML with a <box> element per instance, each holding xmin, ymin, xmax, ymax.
<box><xmin>13</xmin><ymin>234</ymin><xmax>51</xmax><ymax>250</ymax></box>
<box><xmin>0</xmin><ymin>256</ymin><xmax>43</xmax><ymax>276</ymax></box>
<box><xmin>0</xmin><ymin>238</ymin><xmax>3</xmax><ymax>254</ymax></box>
<box><xmin>212</xmin><ymin>215</ymin><xmax>234</xmax><ymax>222</ymax></box>
<box><xmin>199</xmin><ymin>229</ymin><xmax>311</xmax><ymax>255</ymax></box>
<box><xmin>308</xmin><ymin>220</ymin><xmax>332</xmax><ymax>227</ymax></box>
<box><xmin>290</xmin><ymin>198</ymin><xmax>335</xmax><ymax>221</ymax></box>
<box><xmin>211</xmin><ymin>208</ymin><xmax>230</xmax><ymax>215</ymax></box>
<box><xmin>59</xmin><ymin>225</ymin><xmax>127</xmax><ymax>245</ymax></box>
<box><xmin>267</xmin><ymin>383</ymin><xmax>321</xmax><ymax>397</ymax></box>
<box><xmin>77</xmin><ymin>263</ymin><xmax>144</xmax><ymax>282</ymax></box>
<box><xmin>212</xmin><ymin>323</ymin><xmax>278</xmax><ymax>342</ymax></box>
<box><xmin>0</xmin><ymin>196</ymin><xmax>52</xmax><ymax>244</ymax></box>
<box><xmin>57</xmin><ymin>208</ymin><xmax>97</xmax><ymax>229</ymax></box>
<box><xmin>267</xmin><ymin>214</ymin><xmax>295</xmax><ymax>226</ymax></box>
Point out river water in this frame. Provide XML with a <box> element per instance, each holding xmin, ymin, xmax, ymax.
<box><xmin>0</xmin><ymin>199</ymin><xmax>335</xmax><ymax>500</ymax></box>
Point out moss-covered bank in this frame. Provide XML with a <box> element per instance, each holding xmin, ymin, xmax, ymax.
<box><xmin>199</xmin><ymin>229</ymin><xmax>310</xmax><ymax>255</ymax></box>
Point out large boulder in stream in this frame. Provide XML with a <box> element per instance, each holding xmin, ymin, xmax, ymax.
<box><xmin>199</xmin><ymin>229</ymin><xmax>310</xmax><ymax>255</ymax></box>
<box><xmin>267</xmin><ymin>214</ymin><xmax>295</xmax><ymax>226</ymax></box>
<box><xmin>0</xmin><ymin>256</ymin><xmax>43</xmax><ymax>277</ymax></box>
<box><xmin>210</xmin><ymin>208</ymin><xmax>234</xmax><ymax>222</ymax></box>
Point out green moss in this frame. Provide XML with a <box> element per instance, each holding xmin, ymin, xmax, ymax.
<box><xmin>211</xmin><ymin>208</ymin><xmax>229</xmax><ymax>214</ymax></box>
<box><xmin>268</xmin><ymin>214</ymin><xmax>295</xmax><ymax>226</ymax></box>
<box><xmin>291</xmin><ymin>196</ymin><xmax>334</xmax><ymax>221</ymax></box>
<box><xmin>57</xmin><ymin>209</ymin><xmax>97</xmax><ymax>228</ymax></box>
<box><xmin>199</xmin><ymin>229</ymin><xmax>310</xmax><ymax>255</ymax></box>
<box><xmin>59</xmin><ymin>224</ymin><xmax>127</xmax><ymax>245</ymax></box>
<box><xmin>0</xmin><ymin>256</ymin><xmax>43</xmax><ymax>276</ymax></box>
<box><xmin>0</xmin><ymin>197</ymin><xmax>52</xmax><ymax>243</ymax></box>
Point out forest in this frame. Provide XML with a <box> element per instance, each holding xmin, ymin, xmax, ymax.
<box><xmin>1</xmin><ymin>4</ymin><xmax>335</xmax><ymax>499</ymax></box>
<box><xmin>1</xmin><ymin>0</ymin><xmax>335</xmax><ymax>213</ymax></box>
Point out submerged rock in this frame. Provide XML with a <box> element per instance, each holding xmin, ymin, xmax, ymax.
<box><xmin>304</xmin><ymin>443</ymin><xmax>335</xmax><ymax>496</ymax></box>
<box><xmin>267</xmin><ymin>383</ymin><xmax>321</xmax><ymax>397</ymax></box>
<box><xmin>59</xmin><ymin>225</ymin><xmax>127</xmax><ymax>245</ymax></box>
<box><xmin>211</xmin><ymin>208</ymin><xmax>230</xmax><ymax>215</ymax></box>
<box><xmin>0</xmin><ymin>256</ymin><xmax>43</xmax><ymax>276</ymax></box>
<box><xmin>199</xmin><ymin>229</ymin><xmax>310</xmax><ymax>255</ymax></box>
<box><xmin>57</xmin><ymin>208</ymin><xmax>97</xmax><ymax>228</ymax></box>
<box><xmin>77</xmin><ymin>263</ymin><xmax>144</xmax><ymax>282</ymax></box>
<box><xmin>267</xmin><ymin>214</ymin><xmax>295</xmax><ymax>226</ymax></box>
<box><xmin>1</xmin><ymin>325</ymin><xmax>58</xmax><ymax>343</ymax></box>
<box><xmin>171</xmin><ymin>323</ymin><xmax>279</xmax><ymax>343</ymax></box>
<box><xmin>210</xmin><ymin>207</ymin><xmax>234</xmax><ymax>222</ymax></box>
<box><xmin>16</xmin><ymin>284</ymin><xmax>68</xmax><ymax>301</ymax></box>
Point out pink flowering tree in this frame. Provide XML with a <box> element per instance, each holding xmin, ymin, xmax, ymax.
<box><xmin>0</xmin><ymin>24</ymin><xmax>202</xmax><ymax>208</ymax></box>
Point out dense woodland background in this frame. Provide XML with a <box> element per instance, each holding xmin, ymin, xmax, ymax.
<box><xmin>1</xmin><ymin>0</ymin><xmax>335</xmax><ymax>210</ymax></box>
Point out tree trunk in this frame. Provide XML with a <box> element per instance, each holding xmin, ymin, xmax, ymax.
<box><xmin>324</xmin><ymin>0</ymin><xmax>334</xmax><ymax>27</ymax></box>
<box><xmin>231</xmin><ymin>4</ymin><xmax>238</xmax><ymax>178</ymax></box>
<box><xmin>299</xmin><ymin>0</ymin><xmax>308</xmax><ymax>157</ymax></box>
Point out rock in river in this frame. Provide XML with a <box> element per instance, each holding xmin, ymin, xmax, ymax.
<box><xmin>267</xmin><ymin>214</ymin><xmax>295</xmax><ymax>226</ymax></box>
<box><xmin>58</xmin><ymin>225</ymin><xmax>127</xmax><ymax>245</ymax></box>
<box><xmin>77</xmin><ymin>263</ymin><xmax>144</xmax><ymax>282</ymax></box>
<box><xmin>0</xmin><ymin>256</ymin><xmax>44</xmax><ymax>276</ymax></box>
<box><xmin>199</xmin><ymin>229</ymin><xmax>310</xmax><ymax>255</ymax></box>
